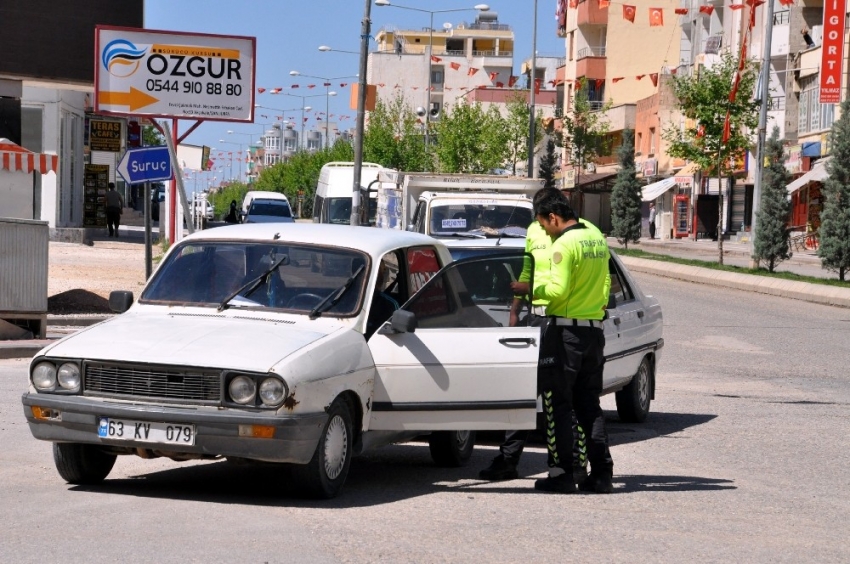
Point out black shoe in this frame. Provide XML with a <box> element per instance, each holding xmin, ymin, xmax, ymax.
<box><xmin>478</xmin><ymin>455</ymin><xmax>518</xmax><ymax>481</ymax></box>
<box><xmin>573</xmin><ymin>465</ymin><xmax>588</xmax><ymax>485</ymax></box>
<box><xmin>534</xmin><ymin>473</ymin><xmax>577</xmax><ymax>494</ymax></box>
<box><xmin>579</xmin><ymin>473</ymin><xmax>614</xmax><ymax>494</ymax></box>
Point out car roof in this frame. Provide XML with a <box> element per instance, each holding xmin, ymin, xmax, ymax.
<box><xmin>250</xmin><ymin>198</ymin><xmax>290</xmax><ymax>206</ymax></box>
<box><xmin>182</xmin><ymin>223</ymin><xmax>449</xmax><ymax>257</ymax></box>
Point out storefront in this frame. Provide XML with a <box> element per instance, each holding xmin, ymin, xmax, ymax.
<box><xmin>641</xmin><ymin>165</ymin><xmax>697</xmax><ymax>239</ymax></box>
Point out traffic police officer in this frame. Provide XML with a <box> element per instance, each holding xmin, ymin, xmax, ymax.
<box><xmin>515</xmin><ymin>190</ymin><xmax>613</xmax><ymax>494</ymax></box>
<box><xmin>479</xmin><ymin>188</ymin><xmax>588</xmax><ymax>483</ymax></box>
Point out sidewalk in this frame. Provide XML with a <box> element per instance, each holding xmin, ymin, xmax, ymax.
<box><xmin>2</xmin><ymin>232</ymin><xmax>848</xmax><ymax>361</ymax></box>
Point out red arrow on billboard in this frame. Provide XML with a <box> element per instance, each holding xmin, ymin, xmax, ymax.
<box><xmin>100</xmin><ymin>87</ymin><xmax>159</xmax><ymax>112</ymax></box>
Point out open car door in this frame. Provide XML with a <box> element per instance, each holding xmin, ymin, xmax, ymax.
<box><xmin>367</xmin><ymin>253</ymin><xmax>539</xmax><ymax>431</ymax></box>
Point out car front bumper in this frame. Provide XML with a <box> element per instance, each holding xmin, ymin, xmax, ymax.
<box><xmin>21</xmin><ymin>392</ymin><xmax>326</xmax><ymax>464</ymax></box>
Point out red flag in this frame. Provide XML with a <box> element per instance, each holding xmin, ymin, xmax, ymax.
<box><xmin>649</xmin><ymin>7</ymin><xmax>664</xmax><ymax>26</ymax></box>
<box><xmin>303</xmin><ymin>118</ymin><xmax>308</xmax><ymax>123</ymax></box>
<box><xmin>450</xmin><ymin>62</ymin><xmax>461</xmax><ymax>71</ymax></box>
<box><xmin>271</xmin><ymin>87</ymin><xmax>282</xmax><ymax>94</ymax></box>
<box><xmin>534</xmin><ymin>78</ymin><xmax>542</xmax><ymax>94</ymax></box>
<box><xmin>412</xmin><ymin>86</ymin><xmax>419</xmax><ymax>90</ymax></box>
<box><xmin>575</xmin><ymin>77</ymin><xmax>583</xmax><ymax>89</ymax></box>
<box><xmin>468</xmin><ymin>67</ymin><xmax>479</xmax><ymax>76</ymax></box>
<box><xmin>496</xmin><ymin>81</ymin><xmax>504</xmax><ymax>88</ymax></box>
<box><xmin>291</xmin><ymin>84</ymin><xmax>300</xmax><ymax>89</ymax></box>
<box><xmin>445</xmin><ymin>87</ymin><xmax>453</xmax><ymax>91</ymax></box>
<box><xmin>257</xmin><ymin>87</ymin><xmax>266</xmax><ymax>93</ymax></box>
<box><xmin>430</xmin><ymin>55</ymin><xmax>442</xmax><ymax>63</ymax></box>
<box><xmin>623</xmin><ymin>4</ymin><xmax>636</xmax><ymax>22</ymax></box>
<box><xmin>699</xmin><ymin>5</ymin><xmax>714</xmax><ymax>15</ymax></box>
<box><xmin>569</xmin><ymin>0</ymin><xmax>578</xmax><ymax>7</ymax></box>
<box><xmin>650</xmin><ymin>73</ymin><xmax>659</xmax><ymax>87</ymax></box>
<box><xmin>729</xmin><ymin>3</ymin><xmax>745</xmax><ymax>9</ymax></box>
<box><xmin>595</xmin><ymin>78</ymin><xmax>604</xmax><ymax>90</ymax></box>
<box><xmin>508</xmin><ymin>75</ymin><xmax>518</xmax><ymax>87</ymax></box>
<box><xmin>671</xmin><ymin>68</ymin><xmax>678</xmax><ymax>75</ymax></box>
<box><xmin>675</xmin><ymin>7</ymin><xmax>688</xmax><ymax>14</ymax></box>
<box><xmin>778</xmin><ymin>0</ymin><xmax>793</xmax><ymax>4</ymax></box>
<box><xmin>324</xmin><ymin>82</ymin><xmax>331</xmax><ymax>87</ymax></box>
<box><xmin>489</xmin><ymin>71</ymin><xmax>499</xmax><ymax>81</ymax></box>
<box><xmin>378</xmin><ymin>83</ymin><xmax>385</xmax><ymax>87</ymax></box>
<box><xmin>612</xmin><ymin>77</ymin><xmax>624</xmax><ymax>83</ymax></box>
<box><xmin>721</xmin><ymin>110</ymin><xmax>732</xmax><ymax>143</ymax></box>
<box><xmin>599</xmin><ymin>0</ymin><xmax>610</xmax><ymax>7</ymax></box>
<box><xmin>478</xmin><ymin>85</ymin><xmax>488</xmax><ymax>90</ymax></box>
<box><xmin>636</xmin><ymin>74</ymin><xmax>646</xmax><ymax>80</ymax></box>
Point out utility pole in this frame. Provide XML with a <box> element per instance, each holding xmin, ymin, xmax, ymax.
<box><xmin>351</xmin><ymin>0</ymin><xmax>372</xmax><ymax>226</ymax></box>
<box><xmin>526</xmin><ymin>0</ymin><xmax>538</xmax><ymax>178</ymax></box>
<box><xmin>750</xmin><ymin>0</ymin><xmax>775</xmax><ymax>267</ymax></box>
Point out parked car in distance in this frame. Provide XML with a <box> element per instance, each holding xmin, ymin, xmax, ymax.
<box><xmin>241</xmin><ymin>190</ymin><xmax>289</xmax><ymax>216</ymax></box>
<box><xmin>21</xmin><ymin>224</ymin><xmax>543</xmax><ymax>498</ymax></box>
<box><xmin>244</xmin><ymin>198</ymin><xmax>295</xmax><ymax>224</ymax></box>
<box><xmin>445</xmin><ymin>243</ymin><xmax>663</xmax><ymax>423</ymax></box>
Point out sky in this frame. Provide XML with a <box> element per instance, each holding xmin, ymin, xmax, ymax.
<box><xmin>143</xmin><ymin>0</ymin><xmax>565</xmax><ymax>187</ymax></box>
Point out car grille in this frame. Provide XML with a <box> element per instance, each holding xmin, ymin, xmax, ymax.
<box><xmin>84</xmin><ymin>362</ymin><xmax>221</xmax><ymax>404</ymax></box>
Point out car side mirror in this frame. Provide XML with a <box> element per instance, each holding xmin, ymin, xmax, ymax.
<box><xmin>381</xmin><ymin>309</ymin><xmax>417</xmax><ymax>334</ymax></box>
<box><xmin>607</xmin><ymin>292</ymin><xmax>616</xmax><ymax>309</ymax></box>
<box><xmin>109</xmin><ymin>291</ymin><xmax>134</xmax><ymax>313</ymax></box>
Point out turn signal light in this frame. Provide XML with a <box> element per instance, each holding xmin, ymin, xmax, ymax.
<box><xmin>31</xmin><ymin>406</ymin><xmax>60</xmax><ymax>420</ymax></box>
<box><xmin>238</xmin><ymin>425</ymin><xmax>275</xmax><ymax>439</ymax></box>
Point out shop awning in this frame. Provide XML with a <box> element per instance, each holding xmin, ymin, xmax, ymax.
<box><xmin>641</xmin><ymin>177</ymin><xmax>676</xmax><ymax>202</ymax></box>
<box><xmin>0</xmin><ymin>138</ymin><xmax>58</xmax><ymax>174</ymax></box>
<box><xmin>787</xmin><ymin>157</ymin><xmax>831</xmax><ymax>194</ymax></box>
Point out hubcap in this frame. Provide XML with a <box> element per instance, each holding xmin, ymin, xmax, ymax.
<box><xmin>323</xmin><ymin>415</ymin><xmax>348</xmax><ymax>480</ymax></box>
<box><xmin>638</xmin><ymin>363</ymin><xmax>650</xmax><ymax>409</ymax></box>
<box><xmin>455</xmin><ymin>430</ymin><xmax>471</xmax><ymax>449</ymax></box>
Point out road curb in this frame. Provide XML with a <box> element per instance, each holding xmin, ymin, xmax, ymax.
<box><xmin>620</xmin><ymin>256</ymin><xmax>850</xmax><ymax>309</ymax></box>
<box><xmin>0</xmin><ymin>341</ymin><xmax>50</xmax><ymax>360</ymax></box>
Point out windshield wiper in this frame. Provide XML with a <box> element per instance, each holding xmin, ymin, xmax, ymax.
<box><xmin>217</xmin><ymin>256</ymin><xmax>288</xmax><ymax>312</ymax></box>
<box><xmin>308</xmin><ymin>264</ymin><xmax>366</xmax><ymax>320</ymax></box>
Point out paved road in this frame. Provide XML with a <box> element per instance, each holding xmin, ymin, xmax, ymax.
<box><xmin>2</xmin><ymin>272</ymin><xmax>848</xmax><ymax>563</ymax></box>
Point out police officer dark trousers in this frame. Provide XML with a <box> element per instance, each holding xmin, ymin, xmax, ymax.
<box><xmin>529</xmin><ymin>190</ymin><xmax>614</xmax><ymax>494</ymax></box>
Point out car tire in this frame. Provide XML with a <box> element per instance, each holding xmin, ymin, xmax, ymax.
<box><xmin>291</xmin><ymin>398</ymin><xmax>353</xmax><ymax>499</ymax></box>
<box><xmin>428</xmin><ymin>431</ymin><xmax>476</xmax><ymax>467</ymax></box>
<box><xmin>52</xmin><ymin>443</ymin><xmax>117</xmax><ymax>484</ymax></box>
<box><xmin>615</xmin><ymin>356</ymin><xmax>653</xmax><ymax>423</ymax></box>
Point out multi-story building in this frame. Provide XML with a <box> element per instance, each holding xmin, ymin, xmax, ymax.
<box><xmin>369</xmin><ymin>10</ymin><xmax>515</xmax><ymax>118</ymax></box>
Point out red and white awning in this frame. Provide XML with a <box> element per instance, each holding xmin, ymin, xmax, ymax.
<box><xmin>0</xmin><ymin>138</ymin><xmax>58</xmax><ymax>174</ymax></box>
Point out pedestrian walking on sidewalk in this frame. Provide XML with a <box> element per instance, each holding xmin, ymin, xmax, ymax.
<box><xmin>105</xmin><ymin>182</ymin><xmax>124</xmax><ymax>238</ymax></box>
<box><xmin>648</xmin><ymin>202</ymin><xmax>657</xmax><ymax>239</ymax></box>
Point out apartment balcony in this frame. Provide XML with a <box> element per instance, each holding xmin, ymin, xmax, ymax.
<box><xmin>595</xmin><ymin>103</ymin><xmax>636</xmax><ymax>132</ymax></box>
<box><xmin>576</xmin><ymin>54</ymin><xmax>606</xmax><ymax>80</ymax></box>
<box><xmin>577</xmin><ymin>0</ymin><xmax>609</xmax><ymax>26</ymax></box>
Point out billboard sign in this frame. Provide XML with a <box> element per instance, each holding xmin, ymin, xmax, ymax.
<box><xmin>95</xmin><ymin>26</ymin><xmax>255</xmax><ymax>122</ymax></box>
<box><xmin>820</xmin><ymin>0</ymin><xmax>846</xmax><ymax>104</ymax></box>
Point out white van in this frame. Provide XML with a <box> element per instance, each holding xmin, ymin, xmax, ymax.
<box><xmin>241</xmin><ymin>191</ymin><xmax>290</xmax><ymax>216</ymax></box>
<box><xmin>313</xmin><ymin>162</ymin><xmax>385</xmax><ymax>225</ymax></box>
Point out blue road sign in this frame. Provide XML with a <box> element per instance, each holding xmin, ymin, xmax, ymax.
<box><xmin>117</xmin><ymin>146</ymin><xmax>172</xmax><ymax>184</ymax></box>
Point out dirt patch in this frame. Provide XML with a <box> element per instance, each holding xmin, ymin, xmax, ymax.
<box><xmin>48</xmin><ymin>289</ymin><xmax>112</xmax><ymax>314</ymax></box>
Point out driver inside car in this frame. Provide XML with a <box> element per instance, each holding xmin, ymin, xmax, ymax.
<box><xmin>366</xmin><ymin>259</ymin><xmax>399</xmax><ymax>338</ymax></box>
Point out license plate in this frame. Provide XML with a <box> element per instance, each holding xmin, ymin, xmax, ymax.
<box><xmin>97</xmin><ymin>417</ymin><xmax>195</xmax><ymax>446</ymax></box>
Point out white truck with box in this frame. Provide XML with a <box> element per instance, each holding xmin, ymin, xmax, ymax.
<box><xmin>313</xmin><ymin>162</ymin><xmax>385</xmax><ymax>225</ymax></box>
<box><xmin>375</xmin><ymin>171</ymin><xmax>545</xmax><ymax>249</ymax></box>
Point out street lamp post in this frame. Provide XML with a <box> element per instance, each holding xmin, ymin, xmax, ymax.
<box><xmin>351</xmin><ymin>0</ymin><xmax>373</xmax><ymax>226</ymax></box>
<box><xmin>218</xmin><ymin>140</ymin><xmax>244</xmax><ymax>181</ymax></box>
<box><xmin>289</xmin><ymin>70</ymin><xmax>356</xmax><ymax>149</ymax></box>
<box><xmin>276</xmin><ymin>94</ymin><xmax>328</xmax><ymax>149</ymax></box>
<box><xmin>227</xmin><ymin>130</ymin><xmax>255</xmax><ymax>182</ymax></box>
<box><xmin>375</xmin><ymin>1</ymin><xmax>489</xmax><ymax>148</ymax></box>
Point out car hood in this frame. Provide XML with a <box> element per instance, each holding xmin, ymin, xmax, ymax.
<box><xmin>43</xmin><ymin>310</ymin><xmax>335</xmax><ymax>373</ymax></box>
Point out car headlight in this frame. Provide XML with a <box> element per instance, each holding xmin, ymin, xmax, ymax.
<box><xmin>32</xmin><ymin>362</ymin><xmax>57</xmax><ymax>391</ymax></box>
<box><xmin>228</xmin><ymin>376</ymin><xmax>256</xmax><ymax>405</ymax></box>
<box><xmin>259</xmin><ymin>377</ymin><xmax>286</xmax><ymax>407</ymax></box>
<box><xmin>57</xmin><ymin>363</ymin><xmax>81</xmax><ymax>392</ymax></box>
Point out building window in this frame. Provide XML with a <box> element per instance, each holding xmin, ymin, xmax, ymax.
<box><xmin>637</xmin><ymin>132</ymin><xmax>643</xmax><ymax>154</ymax></box>
<box><xmin>431</xmin><ymin>68</ymin><xmax>444</xmax><ymax>85</ymax></box>
<box><xmin>798</xmin><ymin>75</ymin><xmax>835</xmax><ymax>135</ymax></box>
<box><xmin>649</xmin><ymin>127</ymin><xmax>656</xmax><ymax>156</ymax></box>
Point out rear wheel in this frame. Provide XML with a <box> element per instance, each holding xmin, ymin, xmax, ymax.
<box><xmin>291</xmin><ymin>398</ymin><xmax>353</xmax><ymax>499</ymax></box>
<box><xmin>428</xmin><ymin>431</ymin><xmax>476</xmax><ymax>467</ymax></box>
<box><xmin>52</xmin><ymin>443</ymin><xmax>116</xmax><ymax>484</ymax></box>
<box><xmin>615</xmin><ymin>356</ymin><xmax>653</xmax><ymax>423</ymax></box>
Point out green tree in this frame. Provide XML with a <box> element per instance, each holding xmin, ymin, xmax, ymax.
<box><xmin>208</xmin><ymin>181</ymin><xmax>250</xmax><ymax>219</ymax></box>
<box><xmin>504</xmin><ymin>93</ymin><xmax>543</xmax><ymax>175</ymax></box>
<box><xmin>663</xmin><ymin>52</ymin><xmax>760</xmax><ymax>262</ymax></box>
<box><xmin>142</xmin><ymin>122</ymin><xmax>166</xmax><ymax>146</ymax></box>
<box><xmin>818</xmin><ymin>99</ymin><xmax>850</xmax><ymax>281</ymax></box>
<box><xmin>609</xmin><ymin>129</ymin><xmax>643</xmax><ymax>248</ymax></box>
<box><xmin>538</xmin><ymin>136</ymin><xmax>558</xmax><ymax>188</ymax></box>
<box><xmin>753</xmin><ymin>126</ymin><xmax>792</xmax><ymax>272</ymax></box>
<box><xmin>433</xmin><ymin>102</ymin><xmax>507</xmax><ymax>173</ymax></box>
<box><xmin>561</xmin><ymin>83</ymin><xmax>610</xmax><ymax>215</ymax></box>
<box><xmin>363</xmin><ymin>94</ymin><xmax>430</xmax><ymax>171</ymax></box>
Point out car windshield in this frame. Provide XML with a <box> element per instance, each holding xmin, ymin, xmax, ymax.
<box><xmin>429</xmin><ymin>203</ymin><xmax>532</xmax><ymax>237</ymax></box>
<box><xmin>141</xmin><ymin>241</ymin><xmax>369</xmax><ymax>316</ymax></box>
<box><xmin>249</xmin><ymin>201</ymin><xmax>292</xmax><ymax>217</ymax></box>
<box><xmin>327</xmin><ymin>197</ymin><xmax>377</xmax><ymax>225</ymax></box>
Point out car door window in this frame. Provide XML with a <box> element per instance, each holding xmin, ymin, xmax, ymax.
<box><xmin>609</xmin><ymin>257</ymin><xmax>635</xmax><ymax>305</ymax></box>
<box><xmin>403</xmin><ymin>254</ymin><xmax>527</xmax><ymax>329</ymax></box>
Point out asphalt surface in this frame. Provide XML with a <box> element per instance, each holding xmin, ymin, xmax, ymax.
<box><xmin>3</xmin><ymin>233</ymin><xmax>848</xmax><ymax>361</ymax></box>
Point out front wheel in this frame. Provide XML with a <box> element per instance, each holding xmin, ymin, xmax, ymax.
<box><xmin>53</xmin><ymin>443</ymin><xmax>117</xmax><ymax>484</ymax></box>
<box><xmin>615</xmin><ymin>356</ymin><xmax>653</xmax><ymax>423</ymax></box>
<box><xmin>428</xmin><ymin>431</ymin><xmax>476</xmax><ymax>467</ymax></box>
<box><xmin>291</xmin><ymin>398</ymin><xmax>353</xmax><ymax>499</ymax></box>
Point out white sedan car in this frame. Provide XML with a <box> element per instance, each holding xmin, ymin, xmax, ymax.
<box><xmin>22</xmin><ymin>224</ymin><xmax>545</xmax><ymax>498</ymax></box>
